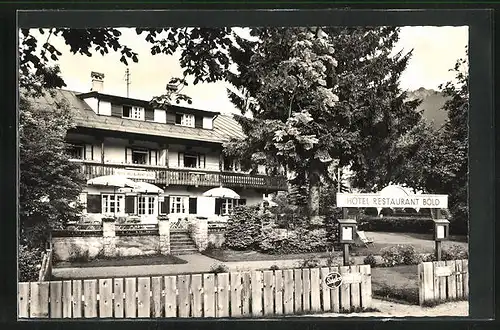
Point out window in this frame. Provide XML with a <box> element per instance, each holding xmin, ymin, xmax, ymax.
<box><xmin>132</xmin><ymin>150</ymin><xmax>148</xmax><ymax>165</ymax></box>
<box><xmin>224</xmin><ymin>158</ymin><xmax>242</xmax><ymax>172</ymax></box>
<box><xmin>175</xmin><ymin>113</ymin><xmax>195</xmax><ymax>127</ymax></box>
<box><xmin>221</xmin><ymin>198</ymin><xmax>234</xmax><ymax>215</ymax></box>
<box><xmin>220</xmin><ymin>199</ymin><xmax>246</xmax><ymax>215</ymax></box>
<box><xmin>170</xmin><ymin>196</ymin><xmax>186</xmax><ymax>214</ymax></box>
<box><xmin>178</xmin><ymin>153</ymin><xmax>205</xmax><ymax>169</ymax></box>
<box><xmin>184</xmin><ymin>154</ymin><xmax>198</xmax><ymax>168</ymax></box>
<box><xmin>123</xmin><ymin>105</ymin><xmax>144</xmax><ymax>120</ymax></box>
<box><xmin>102</xmin><ymin>194</ymin><xmax>125</xmax><ymax>214</ymax></box>
<box><xmin>66</xmin><ymin>144</ymin><xmax>84</xmax><ymax>159</ymax></box>
<box><xmin>138</xmin><ymin>196</ymin><xmax>156</xmax><ymax>215</ymax></box>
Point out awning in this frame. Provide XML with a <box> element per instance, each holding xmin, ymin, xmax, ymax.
<box><xmin>202</xmin><ymin>187</ymin><xmax>240</xmax><ymax>199</ymax></box>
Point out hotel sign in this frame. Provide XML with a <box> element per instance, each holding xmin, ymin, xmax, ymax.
<box><xmin>114</xmin><ymin>168</ymin><xmax>156</xmax><ymax>180</ymax></box>
<box><xmin>336</xmin><ymin>193</ymin><xmax>448</xmax><ymax>209</ymax></box>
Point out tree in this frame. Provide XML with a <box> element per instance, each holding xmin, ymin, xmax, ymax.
<box><xmin>19</xmin><ymin>87</ymin><xmax>85</xmax><ymax>249</ymax></box>
<box><xmin>19</xmin><ymin>27</ymin><xmax>234</xmax><ymax>105</ymax></box>
<box><xmin>438</xmin><ymin>51</ymin><xmax>468</xmax><ymax>234</ymax></box>
<box><xmin>224</xmin><ymin>27</ymin><xmax>425</xmax><ymax>224</ymax></box>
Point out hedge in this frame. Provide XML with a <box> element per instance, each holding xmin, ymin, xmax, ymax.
<box><xmin>358</xmin><ymin>216</ymin><xmax>434</xmax><ymax>233</ymax></box>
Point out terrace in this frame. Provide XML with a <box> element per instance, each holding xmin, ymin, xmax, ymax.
<box><xmin>71</xmin><ymin>160</ymin><xmax>288</xmax><ymax>190</ymax></box>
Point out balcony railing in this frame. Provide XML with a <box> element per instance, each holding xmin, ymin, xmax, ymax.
<box><xmin>71</xmin><ymin>160</ymin><xmax>288</xmax><ymax>190</ymax></box>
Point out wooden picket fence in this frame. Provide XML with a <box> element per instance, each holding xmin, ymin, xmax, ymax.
<box><xmin>18</xmin><ymin>265</ymin><xmax>371</xmax><ymax>318</ymax></box>
<box><xmin>418</xmin><ymin>259</ymin><xmax>468</xmax><ymax>306</ymax></box>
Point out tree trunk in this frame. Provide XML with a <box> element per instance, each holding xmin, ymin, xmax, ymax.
<box><xmin>308</xmin><ymin>167</ymin><xmax>323</xmax><ymax>226</ymax></box>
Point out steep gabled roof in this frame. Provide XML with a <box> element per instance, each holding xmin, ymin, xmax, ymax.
<box><xmin>26</xmin><ymin>89</ymin><xmax>246</xmax><ymax>144</ymax></box>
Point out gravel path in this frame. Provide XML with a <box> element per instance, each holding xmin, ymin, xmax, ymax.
<box><xmin>302</xmin><ymin>298</ymin><xmax>468</xmax><ymax>317</ymax></box>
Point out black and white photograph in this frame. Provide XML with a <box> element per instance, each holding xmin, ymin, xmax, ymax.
<box><xmin>18</xmin><ymin>17</ymin><xmax>471</xmax><ymax>319</ymax></box>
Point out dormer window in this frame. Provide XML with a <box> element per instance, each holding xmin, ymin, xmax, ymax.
<box><xmin>175</xmin><ymin>113</ymin><xmax>195</xmax><ymax>127</ymax></box>
<box><xmin>123</xmin><ymin>105</ymin><xmax>144</xmax><ymax>120</ymax></box>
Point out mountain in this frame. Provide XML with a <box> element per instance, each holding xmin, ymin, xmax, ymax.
<box><xmin>407</xmin><ymin>87</ymin><xmax>450</xmax><ymax>130</ymax></box>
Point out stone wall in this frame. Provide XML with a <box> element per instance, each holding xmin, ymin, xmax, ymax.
<box><xmin>188</xmin><ymin>218</ymin><xmax>209</xmax><ymax>251</ymax></box>
<box><xmin>52</xmin><ymin>218</ymin><xmax>171</xmax><ymax>261</ymax></box>
<box><xmin>52</xmin><ymin>236</ymin><xmax>104</xmax><ymax>261</ymax></box>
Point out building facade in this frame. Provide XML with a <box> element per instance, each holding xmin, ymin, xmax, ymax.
<box><xmin>34</xmin><ymin>73</ymin><xmax>287</xmax><ymax>224</ymax></box>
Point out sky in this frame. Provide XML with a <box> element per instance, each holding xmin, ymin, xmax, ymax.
<box><xmin>36</xmin><ymin>26</ymin><xmax>468</xmax><ymax>114</ymax></box>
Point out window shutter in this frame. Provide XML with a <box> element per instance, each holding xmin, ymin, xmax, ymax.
<box><xmin>198</xmin><ymin>154</ymin><xmax>206</xmax><ymax>168</ymax></box>
<box><xmin>145</xmin><ymin>108</ymin><xmax>155</xmax><ymax>121</ymax></box>
<box><xmin>150</xmin><ymin>150</ymin><xmax>157</xmax><ymax>166</ymax></box>
<box><xmin>166</xmin><ymin>112</ymin><xmax>176</xmax><ymax>124</ymax></box>
<box><xmin>215</xmin><ymin>198</ymin><xmax>222</xmax><ymax>215</ymax></box>
<box><xmin>175</xmin><ymin>113</ymin><xmax>183</xmax><ymax>125</ymax></box>
<box><xmin>125</xmin><ymin>196</ymin><xmax>135</xmax><ymax>214</ymax></box>
<box><xmin>125</xmin><ymin>148</ymin><xmax>132</xmax><ymax>164</ymax></box>
<box><xmin>85</xmin><ymin>144</ymin><xmax>93</xmax><ymax>160</ymax></box>
<box><xmin>164</xmin><ymin>196</ymin><xmax>170</xmax><ymax>214</ymax></box>
<box><xmin>86</xmin><ymin>195</ymin><xmax>101</xmax><ymax>213</ymax></box>
<box><xmin>195</xmin><ymin>116</ymin><xmax>203</xmax><ymax>128</ymax></box>
<box><xmin>188</xmin><ymin>197</ymin><xmax>197</xmax><ymax>214</ymax></box>
<box><xmin>111</xmin><ymin>104</ymin><xmax>123</xmax><ymax>117</ymax></box>
<box><xmin>178</xmin><ymin>152</ymin><xmax>184</xmax><ymax>167</ymax></box>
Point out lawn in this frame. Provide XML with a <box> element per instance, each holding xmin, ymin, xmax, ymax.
<box><xmin>53</xmin><ymin>254</ymin><xmax>188</xmax><ymax>268</ymax></box>
<box><xmin>371</xmin><ymin>265</ymin><xmax>420</xmax><ymax>305</ymax></box>
<box><xmin>203</xmin><ymin>249</ymin><xmax>337</xmax><ymax>262</ymax></box>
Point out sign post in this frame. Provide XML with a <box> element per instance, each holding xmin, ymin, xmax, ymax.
<box><xmin>336</xmin><ymin>186</ymin><xmax>449</xmax><ymax>264</ymax></box>
<box><xmin>338</xmin><ymin>218</ymin><xmax>356</xmax><ymax>266</ymax></box>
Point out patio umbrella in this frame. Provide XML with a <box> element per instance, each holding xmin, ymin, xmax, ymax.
<box><xmin>87</xmin><ymin>175</ymin><xmax>140</xmax><ymax>216</ymax></box>
<box><xmin>202</xmin><ymin>187</ymin><xmax>240</xmax><ymax>199</ymax></box>
<box><xmin>87</xmin><ymin>175</ymin><xmax>139</xmax><ymax>188</ymax></box>
<box><xmin>118</xmin><ymin>181</ymin><xmax>164</xmax><ymax>194</ymax></box>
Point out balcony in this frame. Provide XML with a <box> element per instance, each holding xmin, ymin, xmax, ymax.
<box><xmin>71</xmin><ymin>160</ymin><xmax>288</xmax><ymax>190</ymax></box>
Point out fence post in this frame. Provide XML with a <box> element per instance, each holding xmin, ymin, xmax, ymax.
<box><xmin>158</xmin><ymin>216</ymin><xmax>171</xmax><ymax>255</ymax></box>
<box><xmin>102</xmin><ymin>217</ymin><xmax>116</xmax><ymax>257</ymax></box>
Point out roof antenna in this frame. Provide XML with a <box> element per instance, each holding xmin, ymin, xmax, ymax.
<box><xmin>124</xmin><ymin>68</ymin><xmax>131</xmax><ymax>97</ymax></box>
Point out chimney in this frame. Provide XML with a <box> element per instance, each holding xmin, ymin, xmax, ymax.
<box><xmin>91</xmin><ymin>71</ymin><xmax>105</xmax><ymax>93</ymax></box>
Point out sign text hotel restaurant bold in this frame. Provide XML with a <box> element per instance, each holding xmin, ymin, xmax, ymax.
<box><xmin>336</xmin><ymin>193</ymin><xmax>448</xmax><ymax>209</ymax></box>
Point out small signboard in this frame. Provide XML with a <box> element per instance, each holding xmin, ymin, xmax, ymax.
<box><xmin>324</xmin><ymin>272</ymin><xmax>342</xmax><ymax>289</ymax></box>
<box><xmin>340</xmin><ymin>272</ymin><xmax>363</xmax><ymax>284</ymax></box>
<box><xmin>435</xmin><ymin>266</ymin><xmax>453</xmax><ymax>277</ymax></box>
<box><xmin>114</xmin><ymin>168</ymin><xmax>156</xmax><ymax>180</ymax></box>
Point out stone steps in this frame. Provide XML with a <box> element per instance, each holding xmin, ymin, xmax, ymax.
<box><xmin>169</xmin><ymin>232</ymin><xmax>198</xmax><ymax>255</ymax></box>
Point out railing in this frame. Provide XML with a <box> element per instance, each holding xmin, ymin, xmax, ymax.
<box><xmin>208</xmin><ymin>221</ymin><xmax>227</xmax><ymax>232</ymax></box>
<box><xmin>115</xmin><ymin>223</ymin><xmax>159</xmax><ymax>236</ymax></box>
<box><xmin>38</xmin><ymin>249</ymin><xmax>53</xmax><ymax>282</ymax></box>
<box><xmin>53</xmin><ymin>222</ymin><xmax>103</xmax><ymax>237</ymax></box>
<box><xmin>71</xmin><ymin>160</ymin><xmax>288</xmax><ymax>190</ymax></box>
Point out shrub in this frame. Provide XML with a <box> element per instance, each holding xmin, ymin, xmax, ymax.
<box><xmin>380</xmin><ymin>245</ymin><xmax>422</xmax><ymax>267</ymax></box>
<box><xmin>210</xmin><ymin>263</ymin><xmax>229</xmax><ymax>274</ymax></box>
<box><xmin>224</xmin><ymin>205</ymin><xmax>267</xmax><ymax>250</ymax></box>
<box><xmin>269</xmin><ymin>265</ymin><xmax>280</xmax><ymax>271</ymax></box>
<box><xmin>68</xmin><ymin>245</ymin><xmax>91</xmax><ymax>263</ymax></box>
<box><xmin>19</xmin><ymin>245</ymin><xmax>42</xmax><ymax>282</ymax></box>
<box><xmin>259</xmin><ymin>227</ymin><xmax>330</xmax><ymax>254</ymax></box>
<box><xmin>298</xmin><ymin>256</ymin><xmax>321</xmax><ymax>268</ymax></box>
<box><xmin>363</xmin><ymin>254</ymin><xmax>377</xmax><ymax>268</ymax></box>
<box><xmin>358</xmin><ymin>216</ymin><xmax>434</xmax><ymax>234</ymax></box>
<box><xmin>442</xmin><ymin>244</ymin><xmax>468</xmax><ymax>260</ymax></box>
<box><xmin>422</xmin><ymin>245</ymin><xmax>468</xmax><ymax>262</ymax></box>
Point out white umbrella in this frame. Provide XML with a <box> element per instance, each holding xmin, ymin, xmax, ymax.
<box><xmin>118</xmin><ymin>181</ymin><xmax>164</xmax><ymax>194</ymax></box>
<box><xmin>87</xmin><ymin>175</ymin><xmax>140</xmax><ymax>216</ymax></box>
<box><xmin>202</xmin><ymin>187</ymin><xmax>240</xmax><ymax>199</ymax></box>
<box><xmin>87</xmin><ymin>175</ymin><xmax>139</xmax><ymax>188</ymax></box>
